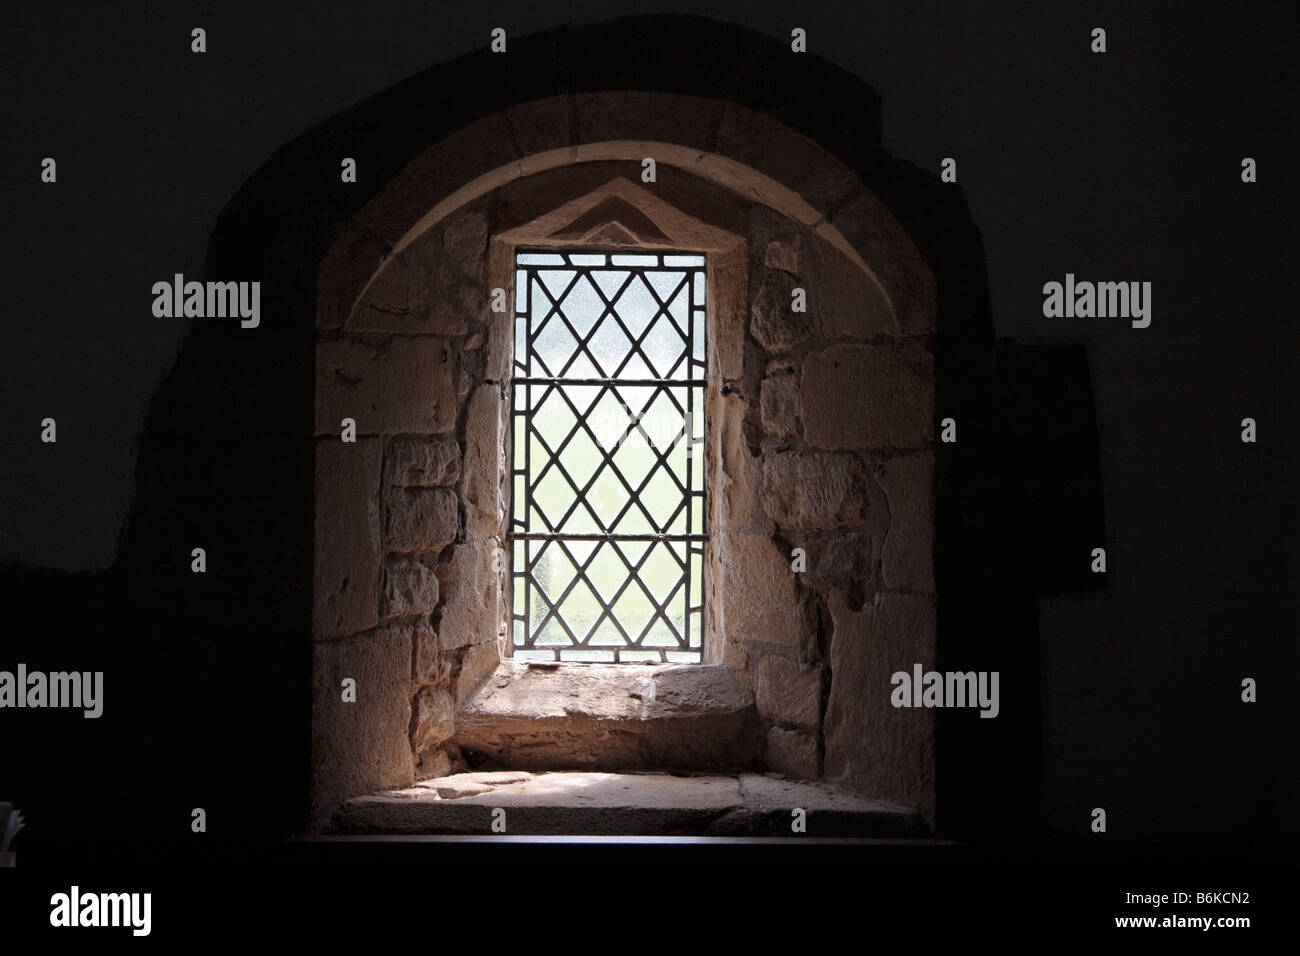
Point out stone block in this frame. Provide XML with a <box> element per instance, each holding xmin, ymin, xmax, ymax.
<box><xmin>317</xmin><ymin>222</ymin><xmax>391</xmax><ymax>331</ymax></box>
<box><xmin>761</xmin><ymin>452</ymin><xmax>868</xmax><ymax>531</ymax></box>
<box><xmin>440</xmin><ymin>207</ymin><xmax>489</xmax><ymax>281</ymax></box>
<box><xmin>382</xmin><ymin>556</ymin><xmax>440</xmax><ymax>620</ymax></box>
<box><xmin>717</xmin><ymin>532</ymin><xmax>811</xmax><ymax>647</ymax></box>
<box><xmin>411</xmin><ymin>685</ymin><xmax>456</xmax><ymax>756</ymax></box>
<box><xmin>708</xmin><ymin>245</ymin><xmax>748</xmax><ymax>383</ymax></box>
<box><xmin>316</xmin><ymin>336</ymin><xmax>457</xmax><ymax>436</ymax></box>
<box><xmin>715</xmin><ymin>103</ymin><xmax>863</xmax><ymax>220</ymax></box>
<box><xmin>765</xmin><ymin>726</ymin><xmax>821</xmax><ymax>780</ymax></box>
<box><xmin>802</xmin><ymin>342</ymin><xmax>933</xmax><ymax>450</ymax></box>
<box><xmin>755</xmin><ymin>656</ymin><xmax>822</xmax><ymax>733</ymax></box>
<box><xmin>332</xmin><ymin>771</ymin><xmax>926</xmax><ymax>836</ymax></box>
<box><xmin>460</xmin><ymin>384</ymin><xmax>504</xmax><ymax>540</ymax></box>
<box><xmin>383</xmin><ymin>487</ymin><xmax>458</xmax><ymax>555</ymax></box>
<box><xmin>415</xmin><ymin>750</ymin><xmax>455</xmax><ymax>781</ymax></box>
<box><xmin>750</xmin><ymin>267</ymin><xmax>810</xmax><ymax>354</ymax></box>
<box><xmin>825</xmin><ymin>190</ymin><xmax>936</xmax><ymax>336</ymax></box>
<box><xmin>348</xmin><ymin>213</ymin><xmax>487</xmax><ymax>335</ymax></box>
<box><xmin>823</xmin><ymin>591</ymin><xmax>936</xmax><ymax>824</ymax></box>
<box><xmin>347</xmin><ymin>256</ymin><xmax>455</xmax><ymax>337</ymax></box>
<box><xmin>452</xmin><ymin>662</ymin><xmax>760</xmax><ymax>771</ymax></box>
<box><xmin>713</xmin><ymin>391</ymin><xmax>767</xmax><ymax>532</ymax></box>
<box><xmin>880</xmin><ymin>452</ymin><xmax>935</xmax><ymax>592</ymax></box>
<box><xmin>314</xmin><ymin>440</ymin><xmax>381</xmax><ymax>638</ymax></box>
<box><xmin>506</xmin><ymin>95</ymin><xmax>575</xmax><ymax>156</ymax></box>
<box><xmin>815</xmin><ymin>238</ymin><xmax>897</xmax><ymax>339</ymax></box>
<box><xmin>310</xmin><ymin>626</ymin><xmax>414</xmax><ymax>829</ymax></box>
<box><xmin>410</xmin><ymin>620</ymin><xmax>461</xmax><ymax>693</ymax></box>
<box><xmin>384</xmin><ymin>436</ymin><xmax>461</xmax><ymax>488</ymax></box>
<box><xmin>804</xmin><ymin>533</ymin><xmax>873</xmax><ymax>590</ymax></box>
<box><xmin>764</xmin><ymin>232</ymin><xmax>802</xmax><ymax>274</ymax></box>
<box><xmin>456</xmin><ymin>641</ymin><xmax>501</xmax><ymax>704</ymax></box>
<box><xmin>760</xmin><ymin>367</ymin><xmax>801</xmax><ymax>441</ymax></box>
<box><xmin>436</xmin><ymin>540</ymin><xmax>500</xmax><ymax>650</ymax></box>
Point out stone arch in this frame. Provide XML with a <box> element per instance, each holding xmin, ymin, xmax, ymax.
<box><xmin>325</xmin><ymin>94</ymin><xmax>934</xmax><ymax>340</ymax></box>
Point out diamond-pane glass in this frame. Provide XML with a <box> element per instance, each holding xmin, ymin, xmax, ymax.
<box><xmin>510</xmin><ymin>250</ymin><xmax>707</xmax><ymax>662</ymax></box>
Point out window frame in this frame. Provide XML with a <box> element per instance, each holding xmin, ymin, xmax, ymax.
<box><xmin>506</xmin><ymin>246</ymin><xmax>710</xmax><ymax>663</ymax></box>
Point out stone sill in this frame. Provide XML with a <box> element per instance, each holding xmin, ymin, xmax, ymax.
<box><xmin>471</xmin><ymin>659</ymin><xmax>751</xmax><ymax>714</ymax></box>
<box><xmin>332</xmin><ymin>771</ymin><xmax>929</xmax><ymax>837</ymax></box>
<box><xmin>452</xmin><ymin>660</ymin><xmax>760</xmax><ymax>771</ymax></box>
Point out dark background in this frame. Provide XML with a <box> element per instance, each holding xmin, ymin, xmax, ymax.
<box><xmin>1</xmin><ymin>0</ymin><xmax>1295</xmax><ymax>888</ymax></box>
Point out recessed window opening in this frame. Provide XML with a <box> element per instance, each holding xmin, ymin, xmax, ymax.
<box><xmin>509</xmin><ymin>249</ymin><xmax>708</xmax><ymax>663</ymax></box>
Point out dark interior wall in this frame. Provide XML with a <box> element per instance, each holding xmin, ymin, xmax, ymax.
<box><xmin>2</xmin><ymin>2</ymin><xmax>1294</xmax><ymax>860</ymax></box>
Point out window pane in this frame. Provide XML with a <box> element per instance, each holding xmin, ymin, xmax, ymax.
<box><xmin>509</xmin><ymin>248</ymin><xmax>707</xmax><ymax>662</ymax></box>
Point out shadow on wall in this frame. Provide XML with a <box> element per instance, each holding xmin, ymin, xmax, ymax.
<box><xmin>0</xmin><ymin>14</ymin><xmax>1102</xmax><ymax>854</ymax></box>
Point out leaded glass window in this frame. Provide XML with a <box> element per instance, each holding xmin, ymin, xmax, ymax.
<box><xmin>509</xmin><ymin>249</ymin><xmax>707</xmax><ymax>663</ymax></box>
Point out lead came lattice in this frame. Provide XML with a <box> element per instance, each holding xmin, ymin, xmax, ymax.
<box><xmin>509</xmin><ymin>249</ymin><xmax>707</xmax><ymax>662</ymax></box>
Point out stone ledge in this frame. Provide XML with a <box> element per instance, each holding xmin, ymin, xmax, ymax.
<box><xmin>330</xmin><ymin>771</ymin><xmax>927</xmax><ymax>837</ymax></box>
<box><xmin>451</xmin><ymin>661</ymin><xmax>761</xmax><ymax>771</ymax></box>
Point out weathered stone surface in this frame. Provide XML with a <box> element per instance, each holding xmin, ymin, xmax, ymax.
<box><xmin>815</xmin><ymin>238</ymin><xmax>897</xmax><ymax>339</ymax></box>
<box><xmin>349</xmin><ymin>258</ymin><xmax>422</xmax><ymax>327</ymax></box>
<box><xmin>428</xmin><ymin>277</ymin><xmax>481</xmax><ymax>336</ymax></box>
<box><xmin>412</xmin><ymin>620</ymin><xmax>451</xmax><ymax>688</ymax></box>
<box><xmin>435</xmin><ymin>540</ymin><xmax>500</xmax><ymax>649</ymax></box>
<box><xmin>879</xmin><ymin>452</ymin><xmax>935</xmax><ymax>592</ymax></box>
<box><xmin>802</xmin><ymin>342</ymin><xmax>933</xmax><ymax>450</ymax></box>
<box><xmin>735</xmin><ymin>774</ymin><xmax>918</xmax><ymax>822</ymax></box>
<box><xmin>823</xmin><ymin>591</ymin><xmax>937</xmax><ymax>824</ymax></box>
<box><xmin>316</xmin><ymin>336</ymin><xmax>456</xmax><ymax>436</ymax></box>
<box><xmin>384</xmin><ymin>437</ymin><xmax>460</xmax><ymax>487</ymax></box>
<box><xmin>314</xmin><ymin>440</ymin><xmax>381</xmax><ymax>638</ymax></box>
<box><xmin>717</xmin><ymin>533</ymin><xmax>811</xmax><ymax>647</ymax></box>
<box><xmin>484</xmin><ymin>281</ymin><xmax>513</xmax><ymax>382</ymax></box>
<box><xmin>382</xmin><ymin>556</ymin><xmax>440</xmax><ymax>619</ymax></box>
<box><xmin>349</xmin><ymin>221</ymin><xmax>487</xmax><ymax>336</ymax></box>
<box><xmin>411</xmin><ymin>685</ymin><xmax>455</xmax><ymax>756</ymax></box>
<box><xmin>441</xmin><ymin>208</ymin><xmax>488</xmax><ymax>280</ymax></box>
<box><xmin>428</xmin><ymin>780</ymin><xmax>494</xmax><ymax>799</ymax></box>
<box><xmin>453</xmin><ymin>662</ymin><xmax>760</xmax><ymax>771</ymax></box>
<box><xmin>383</xmin><ymin>487</ymin><xmax>458</xmax><ymax>554</ymax></box>
<box><xmin>460</xmin><ymin>384</ymin><xmax>503</xmax><ymax>540</ymax></box>
<box><xmin>750</xmin><ymin>268</ymin><xmax>810</xmax><ymax>354</ymax></box>
<box><xmin>414</xmin><ymin>749</ymin><xmax>454</xmax><ymax>781</ymax></box>
<box><xmin>708</xmin><ymin>245</ymin><xmax>748</xmax><ymax>381</ymax></box>
<box><xmin>761</xmin><ymin>452</ymin><xmax>868</xmax><ymax>531</ymax></box>
<box><xmin>310</xmin><ymin>626</ymin><xmax>414</xmax><ymax>829</ymax></box>
<box><xmin>760</xmin><ymin>368</ymin><xmax>801</xmax><ymax>441</ymax></box>
<box><xmin>764</xmin><ymin>727</ymin><xmax>820</xmax><ymax>780</ymax></box>
<box><xmin>804</xmin><ymin>533</ymin><xmax>873</xmax><ymax>589</ymax></box>
<box><xmin>764</xmin><ymin>233</ymin><xmax>802</xmax><ymax>274</ymax></box>
<box><xmin>332</xmin><ymin>771</ymin><xmax>926</xmax><ymax>837</ymax></box>
<box><xmin>716</xmin><ymin>637</ymin><xmax>750</xmax><ymax>673</ymax></box>
<box><xmin>754</xmin><ymin>656</ymin><xmax>822</xmax><ymax>733</ymax></box>
<box><xmin>715</xmin><ymin>103</ymin><xmax>865</xmax><ymax>221</ymax></box>
<box><xmin>455</xmin><ymin>640</ymin><xmax>500</xmax><ymax>704</ymax></box>
<box><xmin>506</xmin><ymin>95</ymin><xmax>574</xmax><ymax>156</ymax></box>
<box><xmin>825</xmin><ymin>190</ymin><xmax>937</xmax><ymax>336</ymax></box>
<box><xmin>317</xmin><ymin>222</ymin><xmax>391</xmax><ymax>330</ymax></box>
<box><xmin>349</xmin><ymin>259</ymin><xmax>462</xmax><ymax>338</ymax></box>
<box><xmin>713</xmin><ymin>391</ymin><xmax>767</xmax><ymax>532</ymax></box>
<box><xmin>459</xmin><ymin>771</ymin><xmax>532</xmax><ymax>785</ymax></box>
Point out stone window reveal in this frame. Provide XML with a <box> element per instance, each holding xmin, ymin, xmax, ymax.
<box><xmin>308</xmin><ymin>84</ymin><xmax>948</xmax><ymax>831</ymax></box>
<box><xmin>509</xmin><ymin>249</ymin><xmax>708</xmax><ymax>663</ymax></box>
